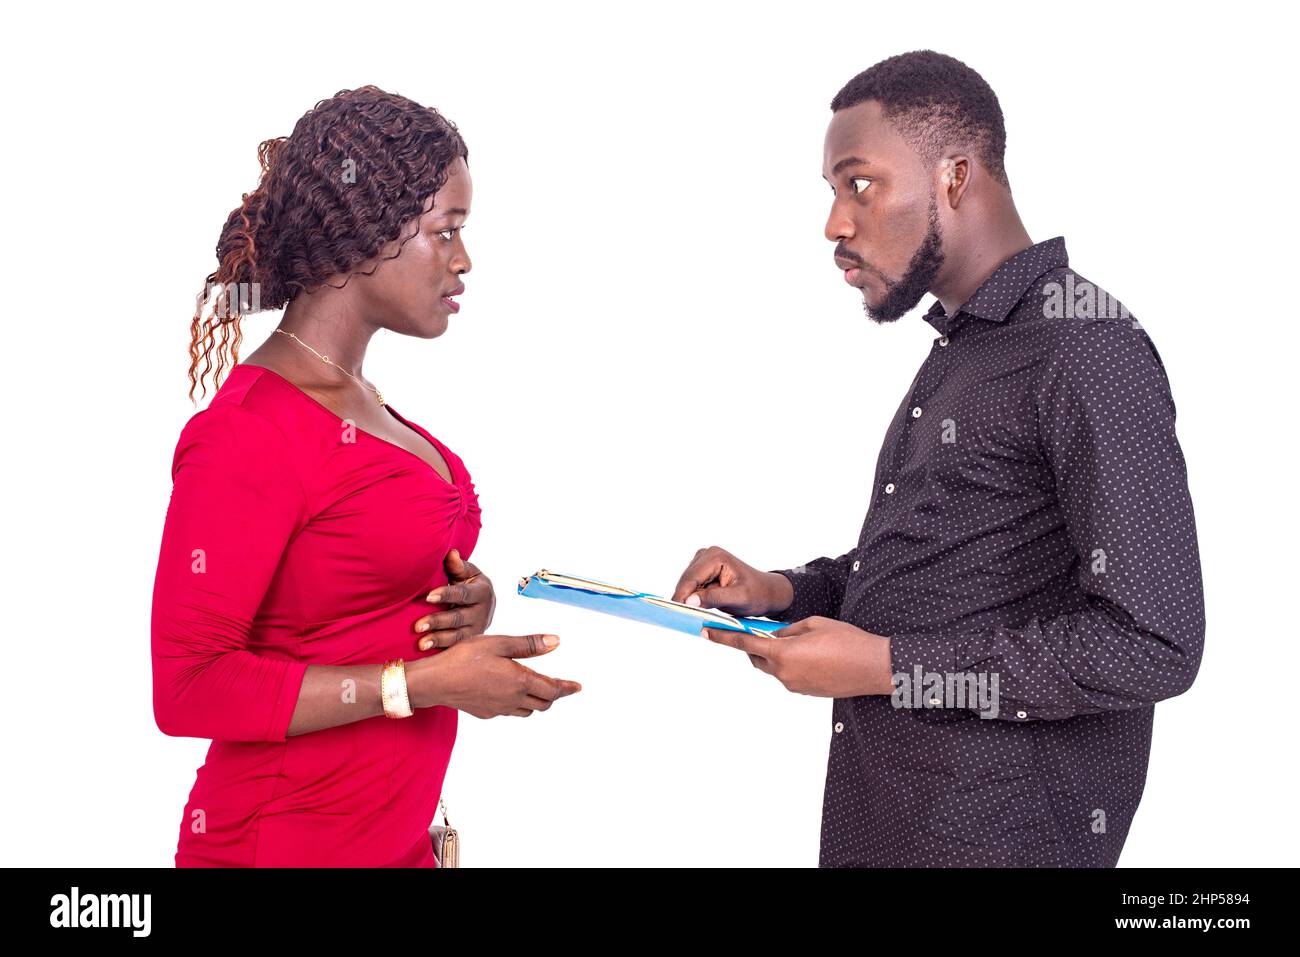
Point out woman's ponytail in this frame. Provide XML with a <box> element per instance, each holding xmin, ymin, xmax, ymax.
<box><xmin>186</xmin><ymin>136</ymin><xmax>285</xmax><ymax>404</ymax></box>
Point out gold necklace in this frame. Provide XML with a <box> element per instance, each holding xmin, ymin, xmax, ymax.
<box><xmin>273</xmin><ymin>329</ymin><xmax>385</xmax><ymax>406</ymax></box>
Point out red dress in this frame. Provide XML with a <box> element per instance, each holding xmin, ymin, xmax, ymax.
<box><xmin>151</xmin><ymin>362</ymin><xmax>482</xmax><ymax>867</ymax></box>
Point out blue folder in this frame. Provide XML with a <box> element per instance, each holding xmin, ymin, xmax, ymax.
<box><xmin>517</xmin><ymin>569</ymin><xmax>789</xmax><ymax>637</ymax></box>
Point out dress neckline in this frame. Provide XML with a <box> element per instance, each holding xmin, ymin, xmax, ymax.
<box><xmin>234</xmin><ymin>362</ymin><xmax>461</xmax><ymax>490</ymax></box>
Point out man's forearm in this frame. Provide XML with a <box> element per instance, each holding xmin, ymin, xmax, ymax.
<box><xmin>889</xmin><ymin>601</ymin><xmax>1203</xmax><ymax>721</ymax></box>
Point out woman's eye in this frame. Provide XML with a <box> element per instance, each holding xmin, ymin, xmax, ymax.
<box><xmin>437</xmin><ymin>227</ymin><xmax>461</xmax><ymax>241</ymax></box>
<box><xmin>852</xmin><ymin>177</ymin><xmax>872</xmax><ymax>195</ymax></box>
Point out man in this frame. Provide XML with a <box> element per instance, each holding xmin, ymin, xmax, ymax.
<box><xmin>672</xmin><ymin>50</ymin><xmax>1204</xmax><ymax>867</ymax></box>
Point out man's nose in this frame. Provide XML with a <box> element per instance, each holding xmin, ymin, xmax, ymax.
<box><xmin>825</xmin><ymin>204</ymin><xmax>855</xmax><ymax>244</ymax></box>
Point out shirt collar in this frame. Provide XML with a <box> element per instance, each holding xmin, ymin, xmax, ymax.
<box><xmin>922</xmin><ymin>236</ymin><xmax>1069</xmax><ymax>337</ymax></box>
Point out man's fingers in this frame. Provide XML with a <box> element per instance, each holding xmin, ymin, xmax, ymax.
<box><xmin>771</xmin><ymin>618</ymin><xmax>811</xmax><ymax>638</ymax></box>
<box><xmin>703</xmin><ymin>627</ymin><xmax>774</xmax><ymax>659</ymax></box>
<box><xmin>691</xmin><ymin>584</ymin><xmax>749</xmax><ymax>613</ymax></box>
<box><xmin>671</xmin><ymin>552</ymin><xmax>725</xmax><ymax>604</ymax></box>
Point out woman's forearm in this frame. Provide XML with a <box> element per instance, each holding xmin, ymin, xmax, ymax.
<box><xmin>285</xmin><ymin>662</ymin><xmax>393</xmax><ymax>736</ymax></box>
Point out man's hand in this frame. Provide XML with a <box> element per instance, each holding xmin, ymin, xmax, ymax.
<box><xmin>671</xmin><ymin>546</ymin><xmax>795</xmax><ymax>618</ymax></box>
<box><xmin>413</xmin><ymin>549</ymin><xmax>496</xmax><ymax>651</ymax></box>
<box><xmin>702</xmin><ymin>617</ymin><xmax>895</xmax><ymax>697</ymax></box>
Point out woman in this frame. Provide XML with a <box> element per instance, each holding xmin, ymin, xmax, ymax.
<box><xmin>151</xmin><ymin>86</ymin><xmax>581</xmax><ymax>867</ymax></box>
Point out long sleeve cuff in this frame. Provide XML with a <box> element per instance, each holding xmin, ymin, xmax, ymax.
<box><xmin>267</xmin><ymin>659</ymin><xmax>310</xmax><ymax>741</ymax></box>
<box><xmin>767</xmin><ymin>567</ymin><xmax>835</xmax><ymax>622</ymax></box>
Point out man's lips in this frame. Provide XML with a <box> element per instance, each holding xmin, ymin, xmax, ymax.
<box><xmin>836</xmin><ymin>256</ymin><xmax>864</xmax><ymax>286</ymax></box>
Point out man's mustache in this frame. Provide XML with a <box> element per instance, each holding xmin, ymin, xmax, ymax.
<box><xmin>833</xmin><ymin>244</ymin><xmax>863</xmax><ymax>268</ymax></box>
<box><xmin>834</xmin><ymin>245</ymin><xmax>889</xmax><ymax>286</ymax></box>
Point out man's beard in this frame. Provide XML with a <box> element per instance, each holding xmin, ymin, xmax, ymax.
<box><xmin>863</xmin><ymin>195</ymin><xmax>945</xmax><ymax>324</ymax></box>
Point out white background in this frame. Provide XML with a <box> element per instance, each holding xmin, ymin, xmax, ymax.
<box><xmin>3</xmin><ymin>0</ymin><xmax>1296</xmax><ymax>867</ymax></box>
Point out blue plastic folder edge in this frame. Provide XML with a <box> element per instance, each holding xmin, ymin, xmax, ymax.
<box><xmin>517</xmin><ymin>573</ymin><xmax>788</xmax><ymax>637</ymax></box>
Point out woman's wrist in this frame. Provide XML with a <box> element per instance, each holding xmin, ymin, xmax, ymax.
<box><xmin>404</xmin><ymin>655</ymin><xmax>445</xmax><ymax>710</ymax></box>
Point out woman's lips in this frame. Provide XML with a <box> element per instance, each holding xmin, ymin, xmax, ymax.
<box><xmin>441</xmin><ymin>295</ymin><xmax>460</xmax><ymax>313</ymax></box>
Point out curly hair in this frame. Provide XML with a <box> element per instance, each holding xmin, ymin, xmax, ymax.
<box><xmin>188</xmin><ymin>85</ymin><xmax>469</xmax><ymax>402</ymax></box>
<box><xmin>831</xmin><ymin>50</ymin><xmax>1008</xmax><ymax>189</ymax></box>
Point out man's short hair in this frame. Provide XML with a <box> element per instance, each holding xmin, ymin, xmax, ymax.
<box><xmin>832</xmin><ymin>50</ymin><xmax>1009</xmax><ymax>189</ymax></box>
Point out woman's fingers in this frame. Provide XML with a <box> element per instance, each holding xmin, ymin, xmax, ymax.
<box><xmin>415</xmin><ymin>583</ymin><xmax>496</xmax><ymax>649</ymax></box>
<box><xmin>421</xmin><ymin>564</ymin><xmax>495</xmax><ymax>645</ymax></box>
<box><xmin>523</xmin><ymin>670</ymin><xmax>583</xmax><ymax>700</ymax></box>
<box><xmin>416</xmin><ymin>606</ymin><xmax>472</xmax><ymax>631</ymax></box>
<box><xmin>414</xmin><ymin>605</ymin><xmax>479</xmax><ymax>650</ymax></box>
<box><xmin>416</xmin><ymin>624</ymin><xmax>475</xmax><ymax>651</ymax></box>
<box><xmin>426</xmin><ymin>580</ymin><xmax>479</xmax><ymax>606</ymax></box>
<box><xmin>493</xmin><ymin>634</ymin><xmax>560</xmax><ymax>658</ymax></box>
<box><xmin>512</xmin><ymin>690</ymin><xmax>570</xmax><ymax>717</ymax></box>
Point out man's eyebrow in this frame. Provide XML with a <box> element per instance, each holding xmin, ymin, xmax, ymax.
<box><xmin>824</xmin><ymin>156</ymin><xmax>872</xmax><ymax>180</ymax></box>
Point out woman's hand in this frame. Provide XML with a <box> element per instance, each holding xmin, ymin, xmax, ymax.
<box><xmin>414</xmin><ymin>548</ymin><xmax>496</xmax><ymax>651</ymax></box>
<box><xmin>406</xmin><ymin>633</ymin><xmax>582</xmax><ymax>718</ymax></box>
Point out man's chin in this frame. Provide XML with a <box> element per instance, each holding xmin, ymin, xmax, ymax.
<box><xmin>861</xmin><ymin>293</ymin><xmax>909</xmax><ymax>324</ymax></box>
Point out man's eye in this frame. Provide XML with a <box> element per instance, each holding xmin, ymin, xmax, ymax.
<box><xmin>852</xmin><ymin>177</ymin><xmax>872</xmax><ymax>194</ymax></box>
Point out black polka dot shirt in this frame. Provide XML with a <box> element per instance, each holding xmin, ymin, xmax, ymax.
<box><xmin>769</xmin><ymin>236</ymin><xmax>1204</xmax><ymax>867</ymax></box>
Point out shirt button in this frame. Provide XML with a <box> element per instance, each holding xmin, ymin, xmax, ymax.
<box><xmin>938</xmin><ymin>336</ymin><xmax>949</xmax><ymax>347</ymax></box>
<box><xmin>884</xmin><ymin>482</ymin><xmax>896</xmax><ymax>494</ymax></box>
<box><xmin>911</xmin><ymin>407</ymin><xmax>922</xmax><ymax>418</ymax></box>
<box><xmin>833</xmin><ymin>721</ymin><xmax>844</xmax><ymax>733</ymax></box>
<box><xmin>1016</xmin><ymin>710</ymin><xmax>1028</xmax><ymax>719</ymax></box>
<box><xmin>852</xmin><ymin>560</ymin><xmax>860</xmax><ymax>572</ymax></box>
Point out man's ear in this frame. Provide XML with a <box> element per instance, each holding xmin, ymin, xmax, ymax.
<box><xmin>940</xmin><ymin>155</ymin><xmax>972</xmax><ymax>207</ymax></box>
